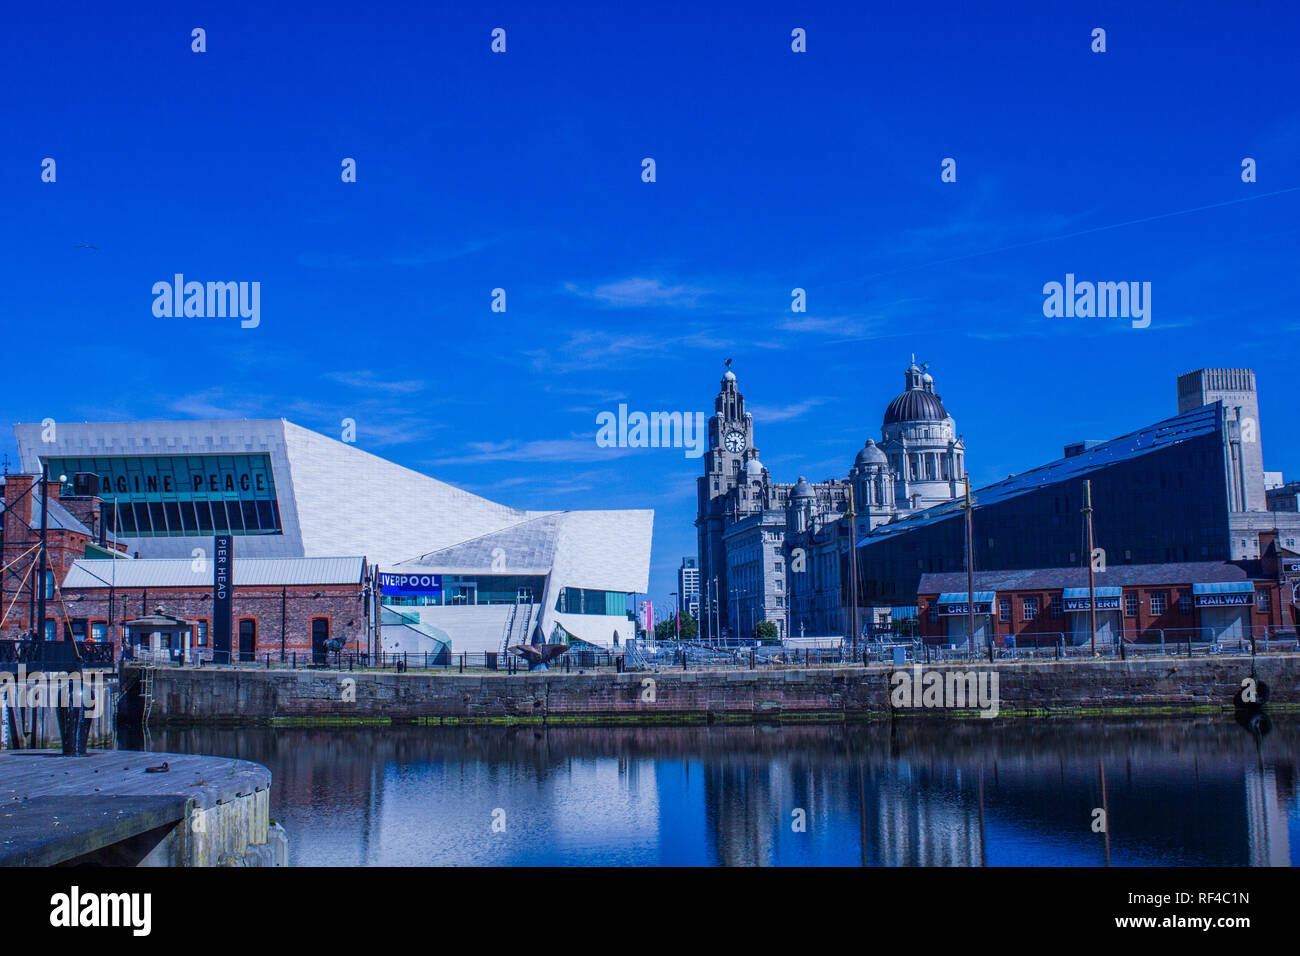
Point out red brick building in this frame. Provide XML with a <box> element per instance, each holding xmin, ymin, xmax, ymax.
<box><xmin>1</xmin><ymin>473</ymin><xmax>125</xmax><ymax>640</ymax></box>
<box><xmin>917</xmin><ymin>560</ymin><xmax>1295</xmax><ymax>648</ymax></box>
<box><xmin>60</xmin><ymin>557</ymin><xmax>375</xmax><ymax>664</ymax></box>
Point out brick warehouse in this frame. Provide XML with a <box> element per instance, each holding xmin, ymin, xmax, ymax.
<box><xmin>60</xmin><ymin>557</ymin><xmax>376</xmax><ymax>664</ymax></box>
<box><xmin>917</xmin><ymin>555</ymin><xmax>1298</xmax><ymax>649</ymax></box>
<box><xmin>0</xmin><ymin>472</ymin><xmax>126</xmax><ymax>639</ymax></box>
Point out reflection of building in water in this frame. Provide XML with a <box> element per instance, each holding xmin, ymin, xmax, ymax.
<box><xmin>702</xmin><ymin>760</ymin><xmax>851</xmax><ymax>866</ymax></box>
<box><xmin>874</xmin><ymin>764</ymin><xmax>982</xmax><ymax>866</ymax></box>
<box><xmin>1245</xmin><ymin>766</ymin><xmax>1291</xmax><ymax>867</ymax></box>
<box><xmin>702</xmin><ymin>763</ymin><xmax>780</xmax><ymax>866</ymax></box>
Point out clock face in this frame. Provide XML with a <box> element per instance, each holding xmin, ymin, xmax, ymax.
<box><xmin>724</xmin><ymin>430</ymin><xmax>746</xmax><ymax>453</ymax></box>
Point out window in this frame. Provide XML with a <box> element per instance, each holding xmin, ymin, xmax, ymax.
<box><xmin>91</xmin><ymin>621</ymin><xmax>107</xmax><ymax>642</ymax></box>
<box><xmin>1178</xmin><ymin>591</ymin><xmax>1192</xmax><ymax>615</ymax></box>
<box><xmin>238</xmin><ymin>619</ymin><xmax>256</xmax><ymax>663</ymax></box>
<box><xmin>1050</xmin><ymin>596</ymin><xmax>1063</xmax><ymax>618</ymax></box>
<box><xmin>1256</xmin><ymin>589</ymin><xmax>1271</xmax><ymax>612</ymax></box>
<box><xmin>1124</xmin><ymin>593</ymin><xmax>1138</xmax><ymax>617</ymax></box>
<box><xmin>999</xmin><ymin>598</ymin><xmax>1011</xmax><ymax>623</ymax></box>
<box><xmin>1151</xmin><ymin>591</ymin><xmax>1167</xmax><ymax>616</ymax></box>
<box><xmin>196</xmin><ymin>620</ymin><xmax>208</xmax><ymax>647</ymax></box>
<box><xmin>1022</xmin><ymin>597</ymin><xmax>1039</xmax><ymax>621</ymax></box>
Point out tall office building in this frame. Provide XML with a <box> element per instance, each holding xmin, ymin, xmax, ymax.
<box><xmin>677</xmin><ymin>558</ymin><xmax>701</xmax><ymax>619</ymax></box>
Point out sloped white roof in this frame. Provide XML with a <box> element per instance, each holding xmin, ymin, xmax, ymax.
<box><xmin>64</xmin><ymin>557</ymin><xmax>366</xmax><ymax>589</ymax></box>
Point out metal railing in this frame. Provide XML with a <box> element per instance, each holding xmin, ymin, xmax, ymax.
<box><xmin>0</xmin><ymin>639</ymin><xmax>115</xmax><ymax>669</ymax></box>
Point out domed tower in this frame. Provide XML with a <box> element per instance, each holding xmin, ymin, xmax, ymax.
<box><xmin>850</xmin><ymin>439</ymin><xmax>896</xmax><ymax>530</ymax></box>
<box><xmin>738</xmin><ymin>455</ymin><xmax>769</xmax><ymax>515</ymax></box>
<box><xmin>879</xmin><ymin>356</ymin><xmax>966</xmax><ymax>510</ymax></box>
<box><xmin>787</xmin><ymin>476</ymin><xmax>816</xmax><ymax>534</ymax></box>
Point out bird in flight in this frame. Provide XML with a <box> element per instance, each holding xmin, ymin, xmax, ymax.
<box><xmin>73</xmin><ymin>243</ymin><xmax>100</xmax><ymax>250</ymax></box>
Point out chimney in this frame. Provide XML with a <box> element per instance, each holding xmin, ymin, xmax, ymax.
<box><xmin>2</xmin><ymin>475</ymin><xmax>37</xmax><ymax>525</ymax></box>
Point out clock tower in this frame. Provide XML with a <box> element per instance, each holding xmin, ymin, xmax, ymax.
<box><xmin>695</xmin><ymin>361</ymin><xmax>757</xmax><ymax>639</ymax></box>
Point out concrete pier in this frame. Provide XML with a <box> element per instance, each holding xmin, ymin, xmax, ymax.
<box><xmin>122</xmin><ymin>653</ymin><xmax>1300</xmax><ymax>724</ymax></box>
<box><xmin>0</xmin><ymin>750</ymin><xmax>287</xmax><ymax>866</ymax></box>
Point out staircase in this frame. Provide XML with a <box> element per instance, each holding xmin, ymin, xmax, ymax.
<box><xmin>500</xmin><ymin>589</ymin><xmax>536</xmax><ymax>656</ymax></box>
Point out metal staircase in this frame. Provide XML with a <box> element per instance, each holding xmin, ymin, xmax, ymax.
<box><xmin>499</xmin><ymin>589</ymin><xmax>535</xmax><ymax>656</ymax></box>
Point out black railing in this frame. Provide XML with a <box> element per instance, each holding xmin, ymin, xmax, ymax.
<box><xmin>0</xmin><ymin>639</ymin><xmax>116</xmax><ymax>670</ymax></box>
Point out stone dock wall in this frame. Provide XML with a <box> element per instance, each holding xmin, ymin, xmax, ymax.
<box><xmin>123</xmin><ymin>654</ymin><xmax>1300</xmax><ymax>725</ymax></box>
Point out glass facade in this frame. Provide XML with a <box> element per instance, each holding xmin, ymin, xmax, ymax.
<box><xmin>555</xmin><ymin>587</ymin><xmax>629</xmax><ymax>617</ymax></box>
<box><xmin>384</xmin><ymin>574</ymin><xmax>547</xmax><ymax>607</ymax></box>
<box><xmin>48</xmin><ymin>454</ymin><xmax>282</xmax><ymax>537</ymax></box>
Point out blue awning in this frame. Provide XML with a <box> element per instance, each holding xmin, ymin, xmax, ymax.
<box><xmin>937</xmin><ymin>591</ymin><xmax>996</xmax><ymax>605</ymax></box>
<box><xmin>1192</xmin><ymin>581</ymin><xmax>1254</xmax><ymax>595</ymax></box>
<box><xmin>1062</xmin><ymin>587</ymin><xmax>1121</xmax><ymax>598</ymax></box>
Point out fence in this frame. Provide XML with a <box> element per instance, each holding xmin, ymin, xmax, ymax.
<box><xmin>0</xmin><ymin>639</ymin><xmax>116</xmax><ymax>669</ymax></box>
<box><xmin>104</xmin><ymin>626</ymin><xmax>1300</xmax><ymax>673</ymax></box>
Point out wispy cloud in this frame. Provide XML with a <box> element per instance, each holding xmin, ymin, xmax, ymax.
<box><xmin>749</xmin><ymin>397</ymin><xmax>829</xmax><ymax>423</ymax></box>
<box><xmin>325</xmin><ymin>370</ymin><xmax>425</xmax><ymax>394</ymax></box>
<box><xmin>297</xmin><ymin>240</ymin><xmax>489</xmax><ymax>271</ymax></box>
<box><xmin>564</xmin><ymin>276</ymin><xmax>708</xmax><ymax>308</ymax></box>
<box><xmin>169</xmin><ymin>388</ymin><xmax>269</xmax><ymax>420</ymax></box>
<box><xmin>431</xmin><ymin>437</ymin><xmax>635</xmax><ymax>465</ymax></box>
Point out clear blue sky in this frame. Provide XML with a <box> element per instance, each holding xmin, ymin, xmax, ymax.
<box><xmin>4</xmin><ymin>1</ymin><xmax>1298</xmax><ymax>609</ymax></box>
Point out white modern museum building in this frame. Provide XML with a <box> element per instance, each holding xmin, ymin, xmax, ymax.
<box><xmin>14</xmin><ymin>418</ymin><xmax>653</xmax><ymax>656</ymax></box>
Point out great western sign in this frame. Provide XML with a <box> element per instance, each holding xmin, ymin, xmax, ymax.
<box><xmin>937</xmin><ymin>602</ymin><xmax>992</xmax><ymax>616</ymax></box>
<box><xmin>1064</xmin><ymin>596</ymin><xmax>1122</xmax><ymax>611</ymax></box>
<box><xmin>379</xmin><ymin>572</ymin><xmax>442</xmax><ymax>596</ymax></box>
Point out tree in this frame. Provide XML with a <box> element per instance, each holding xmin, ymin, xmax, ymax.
<box><xmin>753</xmin><ymin>620</ymin><xmax>779</xmax><ymax>642</ymax></box>
<box><xmin>654</xmin><ymin>613</ymin><xmax>698</xmax><ymax>642</ymax></box>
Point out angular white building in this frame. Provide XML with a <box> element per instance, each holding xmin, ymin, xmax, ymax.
<box><xmin>14</xmin><ymin>419</ymin><xmax>652</xmax><ymax>652</ymax></box>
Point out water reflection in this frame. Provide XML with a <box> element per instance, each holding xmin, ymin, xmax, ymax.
<box><xmin>137</xmin><ymin>717</ymin><xmax>1300</xmax><ymax>866</ymax></box>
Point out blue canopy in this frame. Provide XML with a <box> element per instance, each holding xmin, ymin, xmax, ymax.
<box><xmin>1192</xmin><ymin>581</ymin><xmax>1254</xmax><ymax>595</ymax></box>
<box><xmin>936</xmin><ymin>591</ymin><xmax>996</xmax><ymax>605</ymax></box>
<box><xmin>1062</xmin><ymin>587</ymin><xmax>1121</xmax><ymax>598</ymax></box>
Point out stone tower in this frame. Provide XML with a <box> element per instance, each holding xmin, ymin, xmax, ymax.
<box><xmin>1177</xmin><ymin>368</ymin><xmax>1265</xmax><ymax>513</ymax></box>
<box><xmin>695</xmin><ymin>362</ymin><xmax>757</xmax><ymax>639</ymax></box>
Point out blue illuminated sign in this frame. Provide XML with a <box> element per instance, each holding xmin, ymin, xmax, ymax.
<box><xmin>379</xmin><ymin>572</ymin><xmax>442</xmax><ymax>596</ymax></box>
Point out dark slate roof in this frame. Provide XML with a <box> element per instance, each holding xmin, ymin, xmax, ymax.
<box><xmin>864</xmin><ymin>402</ymin><xmax>1222</xmax><ymax>542</ymax></box>
<box><xmin>0</xmin><ymin>493</ymin><xmax>93</xmax><ymax>537</ymax></box>
<box><xmin>917</xmin><ymin>560</ymin><xmax>1264</xmax><ymax>595</ymax></box>
<box><xmin>883</xmin><ymin>388</ymin><xmax>948</xmax><ymax>425</ymax></box>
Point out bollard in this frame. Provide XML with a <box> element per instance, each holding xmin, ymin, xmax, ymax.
<box><xmin>265</xmin><ymin>653</ymin><xmax>270</xmax><ymax>670</ymax></box>
<box><xmin>459</xmin><ymin>653</ymin><xmax>464</xmax><ymax>674</ymax></box>
<box><xmin>293</xmin><ymin>652</ymin><xmax>297</xmax><ymax>669</ymax></box>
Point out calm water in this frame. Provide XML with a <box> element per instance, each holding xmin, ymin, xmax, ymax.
<box><xmin>134</xmin><ymin>717</ymin><xmax>1300</xmax><ymax>866</ymax></box>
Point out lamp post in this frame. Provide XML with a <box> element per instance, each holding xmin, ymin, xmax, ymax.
<box><xmin>1083</xmin><ymin>479</ymin><xmax>1098</xmax><ymax>657</ymax></box>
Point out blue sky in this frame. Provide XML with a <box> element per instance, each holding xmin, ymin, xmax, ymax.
<box><xmin>4</xmin><ymin>0</ymin><xmax>1298</xmax><ymax>608</ymax></box>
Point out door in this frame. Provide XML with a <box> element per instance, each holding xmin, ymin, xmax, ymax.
<box><xmin>238</xmin><ymin>619</ymin><xmax>256</xmax><ymax>662</ymax></box>
<box><xmin>312</xmin><ymin>618</ymin><xmax>329</xmax><ymax>665</ymax></box>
